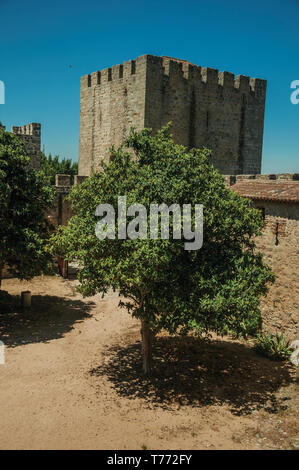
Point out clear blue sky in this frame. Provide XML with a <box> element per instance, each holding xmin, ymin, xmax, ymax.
<box><xmin>0</xmin><ymin>0</ymin><xmax>298</xmax><ymax>173</ymax></box>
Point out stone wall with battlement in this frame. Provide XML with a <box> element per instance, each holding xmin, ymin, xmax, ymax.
<box><xmin>4</xmin><ymin>169</ymin><xmax>296</xmax><ymax>338</ymax></box>
<box><xmin>227</xmin><ymin>173</ymin><xmax>299</xmax><ymax>338</ymax></box>
<box><xmin>79</xmin><ymin>54</ymin><xmax>267</xmax><ymax>176</ymax></box>
<box><xmin>223</xmin><ymin>173</ymin><xmax>299</xmax><ymax>185</ymax></box>
<box><xmin>46</xmin><ymin>175</ymin><xmax>88</xmax><ymax>227</ymax></box>
<box><xmin>48</xmin><ymin>172</ymin><xmax>299</xmax><ymax>339</ymax></box>
<box><xmin>0</xmin><ymin>122</ymin><xmax>41</xmax><ymax>170</ymax></box>
<box><xmin>11</xmin><ymin>123</ymin><xmax>41</xmax><ymax>171</ymax></box>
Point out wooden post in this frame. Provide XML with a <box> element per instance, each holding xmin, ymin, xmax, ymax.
<box><xmin>58</xmin><ymin>257</ymin><xmax>68</xmax><ymax>279</ymax></box>
<box><xmin>62</xmin><ymin>259</ymin><xmax>68</xmax><ymax>279</ymax></box>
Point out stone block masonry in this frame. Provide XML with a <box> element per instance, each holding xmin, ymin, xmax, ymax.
<box><xmin>47</xmin><ymin>174</ymin><xmax>88</xmax><ymax>228</ymax></box>
<box><xmin>44</xmin><ymin>172</ymin><xmax>298</xmax><ymax>339</ymax></box>
<box><xmin>79</xmin><ymin>54</ymin><xmax>267</xmax><ymax>176</ymax></box>
<box><xmin>0</xmin><ymin>122</ymin><xmax>41</xmax><ymax>170</ymax></box>
<box><xmin>229</xmin><ymin>174</ymin><xmax>299</xmax><ymax>339</ymax></box>
<box><xmin>11</xmin><ymin>123</ymin><xmax>41</xmax><ymax>171</ymax></box>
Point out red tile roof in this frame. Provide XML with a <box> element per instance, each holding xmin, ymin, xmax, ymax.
<box><xmin>231</xmin><ymin>181</ymin><xmax>299</xmax><ymax>203</ymax></box>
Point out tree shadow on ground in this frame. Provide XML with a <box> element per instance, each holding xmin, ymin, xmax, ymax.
<box><xmin>0</xmin><ymin>290</ymin><xmax>94</xmax><ymax>348</ymax></box>
<box><xmin>90</xmin><ymin>335</ymin><xmax>295</xmax><ymax>415</ymax></box>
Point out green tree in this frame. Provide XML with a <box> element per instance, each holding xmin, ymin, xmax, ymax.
<box><xmin>39</xmin><ymin>152</ymin><xmax>78</xmax><ymax>185</ymax></box>
<box><xmin>50</xmin><ymin>126</ymin><xmax>274</xmax><ymax>374</ymax></box>
<box><xmin>0</xmin><ymin>127</ymin><xmax>55</xmax><ymax>288</ymax></box>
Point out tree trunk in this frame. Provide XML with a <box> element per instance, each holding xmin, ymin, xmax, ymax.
<box><xmin>141</xmin><ymin>320</ymin><xmax>153</xmax><ymax>376</ymax></box>
<box><xmin>0</xmin><ymin>265</ymin><xmax>3</xmax><ymax>291</ymax></box>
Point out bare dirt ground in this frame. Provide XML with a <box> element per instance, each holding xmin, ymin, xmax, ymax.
<box><xmin>0</xmin><ymin>275</ymin><xmax>298</xmax><ymax>450</ymax></box>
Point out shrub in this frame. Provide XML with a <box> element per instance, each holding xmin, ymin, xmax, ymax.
<box><xmin>254</xmin><ymin>332</ymin><xmax>292</xmax><ymax>361</ymax></box>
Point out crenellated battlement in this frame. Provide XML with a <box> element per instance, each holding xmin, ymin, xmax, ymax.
<box><xmin>79</xmin><ymin>54</ymin><xmax>267</xmax><ymax>176</ymax></box>
<box><xmin>223</xmin><ymin>174</ymin><xmax>299</xmax><ymax>186</ymax></box>
<box><xmin>80</xmin><ymin>57</ymin><xmax>139</xmax><ymax>88</ymax></box>
<box><xmin>80</xmin><ymin>54</ymin><xmax>266</xmax><ymax>100</ymax></box>
<box><xmin>1</xmin><ymin>122</ymin><xmax>42</xmax><ymax>171</ymax></box>
<box><xmin>56</xmin><ymin>173</ymin><xmax>299</xmax><ymax>188</ymax></box>
<box><xmin>55</xmin><ymin>174</ymin><xmax>88</xmax><ymax>187</ymax></box>
<box><xmin>11</xmin><ymin>122</ymin><xmax>41</xmax><ymax>137</ymax></box>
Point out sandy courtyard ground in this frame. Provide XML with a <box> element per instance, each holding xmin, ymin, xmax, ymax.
<box><xmin>0</xmin><ymin>275</ymin><xmax>298</xmax><ymax>450</ymax></box>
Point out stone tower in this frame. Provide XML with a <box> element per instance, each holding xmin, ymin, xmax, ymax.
<box><xmin>79</xmin><ymin>55</ymin><xmax>267</xmax><ymax>176</ymax></box>
<box><xmin>11</xmin><ymin>123</ymin><xmax>41</xmax><ymax>171</ymax></box>
<box><xmin>0</xmin><ymin>122</ymin><xmax>41</xmax><ymax>170</ymax></box>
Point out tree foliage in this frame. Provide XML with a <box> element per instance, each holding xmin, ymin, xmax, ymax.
<box><xmin>0</xmin><ymin>128</ymin><xmax>55</xmax><ymax>284</ymax></box>
<box><xmin>50</xmin><ymin>126</ymin><xmax>274</xmax><ymax>373</ymax></box>
<box><xmin>40</xmin><ymin>152</ymin><xmax>78</xmax><ymax>185</ymax></box>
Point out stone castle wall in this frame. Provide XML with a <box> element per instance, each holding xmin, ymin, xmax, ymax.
<box><xmin>3</xmin><ymin>171</ymin><xmax>298</xmax><ymax>339</ymax></box>
<box><xmin>11</xmin><ymin>123</ymin><xmax>41</xmax><ymax>171</ymax></box>
<box><xmin>79</xmin><ymin>54</ymin><xmax>267</xmax><ymax>176</ymax></box>
<box><xmin>45</xmin><ymin>172</ymin><xmax>299</xmax><ymax>339</ymax></box>
<box><xmin>1</xmin><ymin>122</ymin><xmax>41</xmax><ymax>170</ymax></box>
<box><xmin>46</xmin><ymin>175</ymin><xmax>83</xmax><ymax>227</ymax></box>
<box><xmin>226</xmin><ymin>174</ymin><xmax>299</xmax><ymax>339</ymax></box>
<box><xmin>79</xmin><ymin>56</ymin><xmax>147</xmax><ymax>176</ymax></box>
<box><xmin>254</xmin><ymin>206</ymin><xmax>299</xmax><ymax>339</ymax></box>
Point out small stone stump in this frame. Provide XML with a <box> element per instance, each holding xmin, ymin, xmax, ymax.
<box><xmin>21</xmin><ymin>290</ymin><xmax>31</xmax><ymax>308</ymax></box>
